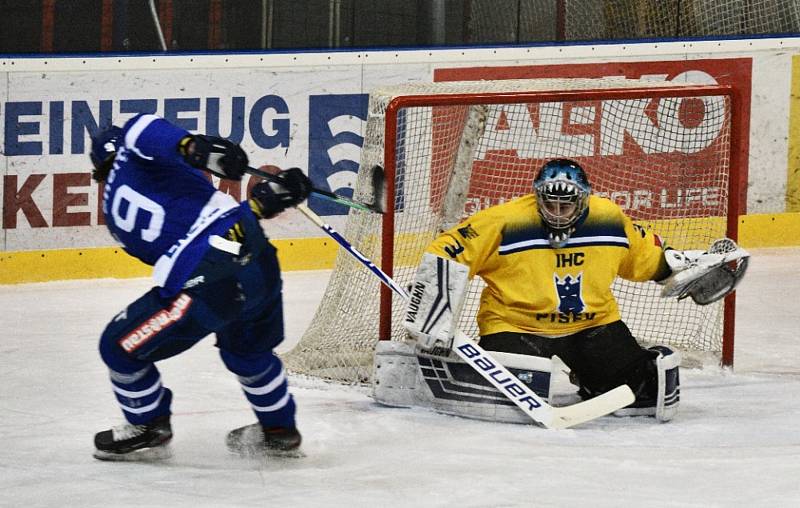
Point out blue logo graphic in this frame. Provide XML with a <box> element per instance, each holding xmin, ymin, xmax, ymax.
<box><xmin>308</xmin><ymin>94</ymin><xmax>368</xmax><ymax>215</ymax></box>
<box><xmin>554</xmin><ymin>273</ymin><xmax>585</xmax><ymax>315</ymax></box>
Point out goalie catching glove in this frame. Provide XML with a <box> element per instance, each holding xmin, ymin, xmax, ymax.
<box><xmin>403</xmin><ymin>253</ymin><xmax>470</xmax><ymax>351</ymax></box>
<box><xmin>660</xmin><ymin>238</ymin><xmax>749</xmax><ymax>305</ymax></box>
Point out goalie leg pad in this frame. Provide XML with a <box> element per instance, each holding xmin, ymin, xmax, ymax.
<box><xmin>613</xmin><ymin>345</ymin><xmax>680</xmax><ymax>421</ymax></box>
<box><xmin>404</xmin><ymin>253</ymin><xmax>470</xmax><ymax>350</ymax></box>
<box><xmin>373</xmin><ymin>340</ymin><xmax>577</xmax><ymax>424</ymax></box>
<box><xmin>653</xmin><ymin>346</ymin><xmax>681</xmax><ymax>422</ymax></box>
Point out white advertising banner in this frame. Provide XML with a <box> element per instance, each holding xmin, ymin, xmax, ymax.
<box><xmin>1</xmin><ymin>38</ymin><xmax>797</xmax><ymax>252</ymax></box>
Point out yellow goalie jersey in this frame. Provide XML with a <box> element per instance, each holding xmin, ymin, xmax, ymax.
<box><xmin>426</xmin><ymin>194</ymin><xmax>671</xmax><ymax>337</ymax></box>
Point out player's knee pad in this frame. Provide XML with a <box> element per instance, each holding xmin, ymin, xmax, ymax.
<box><xmin>99</xmin><ymin>324</ymin><xmax>141</xmax><ymax>372</ymax></box>
<box><xmin>220</xmin><ymin>348</ymin><xmax>281</xmax><ymax>378</ymax></box>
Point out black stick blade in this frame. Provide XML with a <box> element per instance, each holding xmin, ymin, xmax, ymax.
<box><xmin>370</xmin><ymin>165</ymin><xmax>388</xmax><ymax>214</ymax></box>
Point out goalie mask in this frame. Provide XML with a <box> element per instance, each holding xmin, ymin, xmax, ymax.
<box><xmin>533</xmin><ymin>159</ymin><xmax>591</xmax><ymax>248</ymax></box>
<box><xmin>90</xmin><ymin>125</ymin><xmax>123</xmax><ymax>182</ymax></box>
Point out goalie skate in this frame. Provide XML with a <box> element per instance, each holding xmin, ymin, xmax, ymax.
<box><xmin>226</xmin><ymin>423</ymin><xmax>304</xmax><ymax>458</ymax></box>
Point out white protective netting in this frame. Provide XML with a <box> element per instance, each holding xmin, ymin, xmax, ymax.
<box><xmin>465</xmin><ymin>0</ymin><xmax>800</xmax><ymax>42</ymax></box>
<box><xmin>284</xmin><ymin>78</ymin><xmax>735</xmax><ymax>383</ymax></box>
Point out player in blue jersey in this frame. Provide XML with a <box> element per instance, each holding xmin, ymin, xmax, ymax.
<box><xmin>89</xmin><ymin>114</ymin><xmax>311</xmax><ymax>460</ymax></box>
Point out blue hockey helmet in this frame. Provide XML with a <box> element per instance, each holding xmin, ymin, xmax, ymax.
<box><xmin>533</xmin><ymin>159</ymin><xmax>591</xmax><ymax>247</ymax></box>
<box><xmin>90</xmin><ymin>126</ymin><xmax>123</xmax><ymax>169</ymax></box>
<box><xmin>90</xmin><ymin>125</ymin><xmax>123</xmax><ymax>182</ymax></box>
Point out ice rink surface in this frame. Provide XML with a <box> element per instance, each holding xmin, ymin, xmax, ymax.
<box><xmin>1</xmin><ymin>247</ymin><xmax>798</xmax><ymax>507</ymax></box>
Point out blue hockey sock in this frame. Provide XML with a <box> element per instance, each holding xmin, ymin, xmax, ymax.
<box><xmin>109</xmin><ymin>365</ymin><xmax>172</xmax><ymax>425</ymax></box>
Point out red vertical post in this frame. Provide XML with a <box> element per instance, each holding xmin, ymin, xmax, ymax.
<box><xmin>159</xmin><ymin>0</ymin><xmax>174</xmax><ymax>49</ymax></box>
<box><xmin>100</xmin><ymin>0</ymin><xmax>113</xmax><ymax>51</ymax></box>
<box><xmin>722</xmin><ymin>87</ymin><xmax>744</xmax><ymax>368</ymax></box>
<box><xmin>208</xmin><ymin>0</ymin><xmax>223</xmax><ymax>49</ymax></box>
<box><xmin>41</xmin><ymin>0</ymin><xmax>55</xmax><ymax>52</ymax></box>
<box><xmin>379</xmin><ymin>102</ymin><xmax>400</xmax><ymax>341</ymax></box>
<box><xmin>555</xmin><ymin>0</ymin><xmax>566</xmax><ymax>41</ymax></box>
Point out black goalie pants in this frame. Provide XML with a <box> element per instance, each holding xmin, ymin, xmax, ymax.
<box><xmin>479</xmin><ymin>320</ymin><xmax>657</xmax><ymax>401</ymax></box>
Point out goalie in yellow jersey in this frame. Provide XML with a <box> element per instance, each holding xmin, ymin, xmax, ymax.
<box><xmin>399</xmin><ymin>159</ymin><xmax>749</xmax><ymax>423</ymax></box>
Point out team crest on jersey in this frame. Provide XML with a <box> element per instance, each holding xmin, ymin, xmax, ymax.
<box><xmin>554</xmin><ymin>273</ymin><xmax>585</xmax><ymax>315</ymax></box>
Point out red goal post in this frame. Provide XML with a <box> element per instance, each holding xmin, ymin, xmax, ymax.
<box><xmin>285</xmin><ymin>78</ymin><xmax>744</xmax><ymax>383</ymax></box>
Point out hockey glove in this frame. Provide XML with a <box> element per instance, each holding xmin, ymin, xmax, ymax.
<box><xmin>249</xmin><ymin>168</ymin><xmax>312</xmax><ymax>219</ymax></box>
<box><xmin>179</xmin><ymin>134</ymin><xmax>248</xmax><ymax>181</ymax></box>
<box><xmin>660</xmin><ymin>238</ymin><xmax>749</xmax><ymax>305</ymax></box>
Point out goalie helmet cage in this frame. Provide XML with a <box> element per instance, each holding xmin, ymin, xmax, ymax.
<box><xmin>284</xmin><ymin>77</ymin><xmax>743</xmax><ymax>383</ymax></box>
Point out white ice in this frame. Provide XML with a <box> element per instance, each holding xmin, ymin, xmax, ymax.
<box><xmin>1</xmin><ymin>247</ymin><xmax>799</xmax><ymax>507</ymax></box>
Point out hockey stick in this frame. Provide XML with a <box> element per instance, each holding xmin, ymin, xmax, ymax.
<box><xmin>246</xmin><ymin>165</ymin><xmax>386</xmax><ymax>214</ymax></box>
<box><xmin>296</xmin><ymin>204</ymin><xmax>635</xmax><ymax>429</ymax></box>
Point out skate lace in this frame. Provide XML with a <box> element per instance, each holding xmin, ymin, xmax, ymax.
<box><xmin>111</xmin><ymin>423</ymin><xmax>146</xmax><ymax>441</ymax></box>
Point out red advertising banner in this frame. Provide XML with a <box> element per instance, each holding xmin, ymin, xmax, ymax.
<box><xmin>431</xmin><ymin>59</ymin><xmax>751</xmax><ymax>218</ymax></box>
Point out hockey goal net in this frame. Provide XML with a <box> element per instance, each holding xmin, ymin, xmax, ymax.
<box><xmin>284</xmin><ymin>77</ymin><xmax>742</xmax><ymax>383</ymax></box>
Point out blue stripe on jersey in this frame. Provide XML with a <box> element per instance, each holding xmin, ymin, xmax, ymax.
<box><xmin>153</xmin><ymin>192</ymin><xmax>240</xmax><ymax>295</ymax></box>
<box><xmin>499</xmin><ymin>220</ymin><xmax>628</xmax><ymax>254</ymax></box>
<box><xmin>124</xmin><ymin>114</ymin><xmax>188</xmax><ymax>163</ymax></box>
<box><xmin>499</xmin><ymin>235</ymin><xmax>629</xmax><ymax>254</ymax></box>
<box><xmin>501</xmin><ymin>223</ymin><xmax>548</xmax><ymax>245</ymax></box>
<box><xmin>124</xmin><ymin>115</ymin><xmax>159</xmax><ymax>160</ymax></box>
<box><xmin>572</xmin><ymin>221</ymin><xmax>627</xmax><ymax>239</ymax></box>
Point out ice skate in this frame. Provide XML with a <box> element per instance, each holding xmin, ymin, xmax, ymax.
<box><xmin>93</xmin><ymin>414</ymin><xmax>173</xmax><ymax>461</ymax></box>
<box><xmin>226</xmin><ymin>423</ymin><xmax>303</xmax><ymax>458</ymax></box>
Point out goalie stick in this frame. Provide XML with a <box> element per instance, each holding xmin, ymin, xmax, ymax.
<box><xmin>246</xmin><ymin>165</ymin><xmax>386</xmax><ymax>214</ymax></box>
<box><xmin>295</xmin><ymin>204</ymin><xmax>635</xmax><ymax>429</ymax></box>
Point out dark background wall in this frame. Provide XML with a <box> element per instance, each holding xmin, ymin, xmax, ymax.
<box><xmin>1</xmin><ymin>0</ymin><xmax>799</xmax><ymax>55</ymax></box>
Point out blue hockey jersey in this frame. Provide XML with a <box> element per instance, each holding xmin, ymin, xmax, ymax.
<box><xmin>101</xmin><ymin>114</ymin><xmax>242</xmax><ymax>297</ymax></box>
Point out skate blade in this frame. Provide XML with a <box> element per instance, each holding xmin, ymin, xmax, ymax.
<box><xmin>227</xmin><ymin>442</ymin><xmax>305</xmax><ymax>459</ymax></box>
<box><xmin>93</xmin><ymin>444</ymin><xmax>173</xmax><ymax>462</ymax></box>
<box><xmin>265</xmin><ymin>446</ymin><xmax>305</xmax><ymax>459</ymax></box>
<box><xmin>227</xmin><ymin>424</ymin><xmax>304</xmax><ymax>459</ymax></box>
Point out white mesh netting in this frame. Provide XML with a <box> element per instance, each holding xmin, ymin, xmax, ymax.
<box><xmin>284</xmin><ymin>78</ymin><xmax>734</xmax><ymax>383</ymax></box>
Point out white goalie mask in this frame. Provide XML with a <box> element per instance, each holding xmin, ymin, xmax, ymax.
<box><xmin>533</xmin><ymin>159</ymin><xmax>591</xmax><ymax>247</ymax></box>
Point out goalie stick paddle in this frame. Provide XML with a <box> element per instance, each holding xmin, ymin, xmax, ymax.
<box><xmin>245</xmin><ymin>165</ymin><xmax>387</xmax><ymax>214</ymax></box>
<box><xmin>295</xmin><ymin>204</ymin><xmax>635</xmax><ymax>429</ymax></box>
